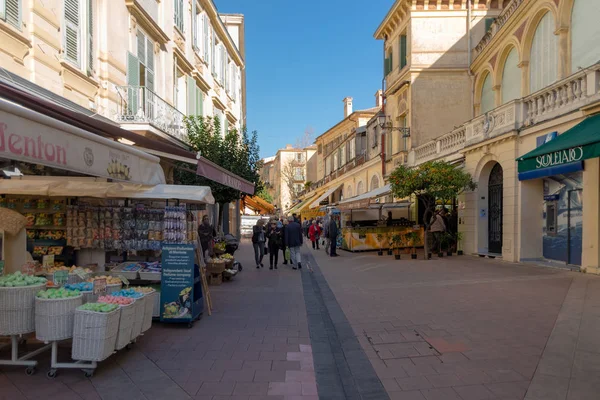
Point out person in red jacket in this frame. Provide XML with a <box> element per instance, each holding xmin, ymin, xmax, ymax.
<box><xmin>308</xmin><ymin>219</ymin><xmax>322</xmax><ymax>250</ymax></box>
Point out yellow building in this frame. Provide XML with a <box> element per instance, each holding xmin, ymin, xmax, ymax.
<box><xmin>377</xmin><ymin>0</ymin><xmax>600</xmax><ymax>272</ymax></box>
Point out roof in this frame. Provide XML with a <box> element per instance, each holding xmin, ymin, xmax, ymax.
<box><xmin>262</xmin><ymin>156</ymin><xmax>276</xmax><ymax>163</ymax></box>
<box><xmin>315</xmin><ymin>106</ymin><xmax>381</xmax><ymax>141</ymax></box>
<box><xmin>374</xmin><ymin>0</ymin><xmax>406</xmax><ymax>40</ymax></box>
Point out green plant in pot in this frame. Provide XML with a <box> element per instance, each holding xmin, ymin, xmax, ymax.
<box><xmin>391</xmin><ymin>233</ymin><xmax>403</xmax><ymax>260</ymax></box>
<box><xmin>455</xmin><ymin>231</ymin><xmax>464</xmax><ymax>255</ymax></box>
<box><xmin>405</xmin><ymin>231</ymin><xmax>420</xmax><ymax>260</ymax></box>
<box><xmin>442</xmin><ymin>232</ymin><xmax>454</xmax><ymax>256</ymax></box>
<box><xmin>376</xmin><ymin>232</ymin><xmax>384</xmax><ymax>256</ymax></box>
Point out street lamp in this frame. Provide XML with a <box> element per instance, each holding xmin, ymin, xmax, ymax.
<box><xmin>378</xmin><ymin>114</ymin><xmax>410</xmax><ymax>138</ymax></box>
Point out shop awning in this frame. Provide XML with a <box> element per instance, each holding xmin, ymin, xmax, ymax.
<box><xmin>0</xmin><ymin>178</ymin><xmax>214</xmax><ymax>204</ymax></box>
<box><xmin>309</xmin><ymin>184</ymin><xmax>342</xmax><ymax>209</ymax></box>
<box><xmin>0</xmin><ymin>98</ymin><xmax>165</xmax><ymax>185</ymax></box>
<box><xmin>338</xmin><ymin>184</ymin><xmax>391</xmax><ymax>210</ymax></box>
<box><xmin>517</xmin><ymin>114</ymin><xmax>600</xmax><ymax>181</ymax></box>
<box><xmin>243</xmin><ymin>196</ymin><xmax>274</xmax><ymax>214</ymax></box>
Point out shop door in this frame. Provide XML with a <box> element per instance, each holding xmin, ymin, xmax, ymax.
<box><xmin>488</xmin><ymin>163</ymin><xmax>503</xmax><ymax>254</ymax></box>
<box><xmin>568</xmin><ymin>189</ymin><xmax>583</xmax><ymax>266</ymax></box>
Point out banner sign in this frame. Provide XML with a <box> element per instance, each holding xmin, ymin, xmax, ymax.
<box><xmin>160</xmin><ymin>244</ymin><xmax>195</xmax><ymax>322</ymax></box>
<box><xmin>196</xmin><ymin>157</ymin><xmax>255</xmax><ymax>194</ymax></box>
<box><xmin>93</xmin><ymin>278</ymin><xmax>107</xmax><ymax>294</ymax></box>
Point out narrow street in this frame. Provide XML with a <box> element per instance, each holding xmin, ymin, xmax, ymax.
<box><xmin>2</xmin><ymin>242</ymin><xmax>599</xmax><ymax>400</ymax></box>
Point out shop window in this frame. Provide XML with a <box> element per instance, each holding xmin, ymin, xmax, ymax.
<box><xmin>546</xmin><ymin>201</ymin><xmax>557</xmax><ymax>236</ymax></box>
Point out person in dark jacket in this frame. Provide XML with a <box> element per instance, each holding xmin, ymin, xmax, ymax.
<box><xmin>267</xmin><ymin>220</ymin><xmax>283</xmax><ymax>269</ymax></box>
<box><xmin>328</xmin><ymin>213</ymin><xmax>339</xmax><ymax>257</ymax></box>
<box><xmin>281</xmin><ymin>218</ymin><xmax>289</xmax><ymax>264</ymax></box>
<box><xmin>251</xmin><ymin>219</ymin><xmax>266</xmax><ymax>269</ymax></box>
<box><xmin>198</xmin><ymin>215</ymin><xmax>216</xmax><ymax>257</ymax></box>
<box><xmin>285</xmin><ymin>216</ymin><xmax>303</xmax><ymax>269</ymax></box>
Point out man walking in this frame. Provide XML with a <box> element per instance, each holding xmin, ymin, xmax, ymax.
<box><xmin>328</xmin><ymin>212</ymin><xmax>339</xmax><ymax>257</ymax></box>
<box><xmin>285</xmin><ymin>215</ymin><xmax>303</xmax><ymax>270</ymax></box>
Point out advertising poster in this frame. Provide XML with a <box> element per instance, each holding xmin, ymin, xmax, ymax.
<box><xmin>160</xmin><ymin>244</ymin><xmax>195</xmax><ymax>322</ymax></box>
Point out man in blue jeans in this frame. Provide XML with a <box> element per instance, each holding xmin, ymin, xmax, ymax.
<box><xmin>285</xmin><ymin>215</ymin><xmax>303</xmax><ymax>270</ymax></box>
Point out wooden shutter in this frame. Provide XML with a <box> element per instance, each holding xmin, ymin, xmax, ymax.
<box><xmin>203</xmin><ymin>14</ymin><xmax>209</xmax><ymax>61</ymax></box>
<box><xmin>220</xmin><ymin>45</ymin><xmax>225</xmax><ymax>84</ymax></box>
<box><xmin>137</xmin><ymin>31</ymin><xmax>146</xmax><ymax>65</ymax></box>
<box><xmin>145</xmin><ymin>37</ymin><xmax>154</xmax><ymax>91</ymax></box>
<box><xmin>484</xmin><ymin>18</ymin><xmax>494</xmax><ymax>32</ymax></box>
<box><xmin>400</xmin><ymin>35</ymin><xmax>407</xmax><ymax>69</ymax></box>
<box><xmin>4</xmin><ymin>0</ymin><xmax>20</xmax><ymax>29</ymax></box>
<box><xmin>87</xmin><ymin>0</ymin><xmax>93</xmax><ymax>73</ymax></box>
<box><xmin>224</xmin><ymin>118</ymin><xmax>228</xmax><ymax>135</ymax></box>
<box><xmin>127</xmin><ymin>52</ymin><xmax>140</xmax><ymax>114</ymax></box>
<box><xmin>191</xmin><ymin>0</ymin><xmax>197</xmax><ymax>49</ymax></box>
<box><xmin>211</xmin><ymin>29</ymin><xmax>216</xmax><ymax>74</ymax></box>
<box><xmin>196</xmin><ymin>86</ymin><xmax>203</xmax><ymax>116</ymax></box>
<box><xmin>174</xmin><ymin>0</ymin><xmax>183</xmax><ymax>32</ymax></box>
<box><xmin>64</xmin><ymin>0</ymin><xmax>80</xmax><ymax>66</ymax></box>
<box><xmin>187</xmin><ymin>76</ymin><xmax>196</xmax><ymax>115</ymax></box>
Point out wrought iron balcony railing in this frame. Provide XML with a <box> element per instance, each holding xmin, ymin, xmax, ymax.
<box><xmin>115</xmin><ymin>85</ymin><xmax>187</xmax><ymax>143</ymax></box>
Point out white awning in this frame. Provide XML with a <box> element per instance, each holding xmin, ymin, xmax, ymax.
<box><xmin>338</xmin><ymin>183</ymin><xmax>391</xmax><ymax>205</ymax></box>
<box><xmin>0</xmin><ymin>177</ymin><xmax>214</xmax><ymax>204</ymax></box>
<box><xmin>0</xmin><ymin>98</ymin><xmax>165</xmax><ymax>185</ymax></box>
<box><xmin>310</xmin><ymin>184</ymin><xmax>342</xmax><ymax>209</ymax></box>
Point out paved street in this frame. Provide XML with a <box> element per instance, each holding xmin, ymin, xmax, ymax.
<box><xmin>1</xmin><ymin>241</ymin><xmax>600</xmax><ymax>400</ymax></box>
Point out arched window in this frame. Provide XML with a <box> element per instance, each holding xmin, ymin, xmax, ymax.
<box><xmin>530</xmin><ymin>12</ymin><xmax>558</xmax><ymax>93</ymax></box>
<box><xmin>501</xmin><ymin>47</ymin><xmax>521</xmax><ymax>103</ymax></box>
<box><xmin>370</xmin><ymin>175</ymin><xmax>380</xmax><ymax>191</ymax></box>
<box><xmin>571</xmin><ymin>0</ymin><xmax>600</xmax><ymax>72</ymax></box>
<box><xmin>480</xmin><ymin>72</ymin><xmax>494</xmax><ymax>115</ymax></box>
<box><xmin>356</xmin><ymin>181</ymin><xmax>364</xmax><ymax>195</ymax></box>
<box><xmin>346</xmin><ymin>185</ymin><xmax>353</xmax><ymax>199</ymax></box>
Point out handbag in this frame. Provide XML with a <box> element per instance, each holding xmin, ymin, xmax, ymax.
<box><xmin>285</xmin><ymin>247</ymin><xmax>291</xmax><ymax>261</ymax></box>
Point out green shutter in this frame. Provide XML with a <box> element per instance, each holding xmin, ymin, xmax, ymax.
<box><xmin>187</xmin><ymin>76</ymin><xmax>196</xmax><ymax>116</ymax></box>
<box><xmin>127</xmin><ymin>52</ymin><xmax>140</xmax><ymax>114</ymax></box>
<box><xmin>64</xmin><ymin>0</ymin><xmax>80</xmax><ymax>67</ymax></box>
<box><xmin>174</xmin><ymin>0</ymin><xmax>183</xmax><ymax>32</ymax></box>
<box><xmin>137</xmin><ymin>31</ymin><xmax>146</xmax><ymax>64</ymax></box>
<box><xmin>0</xmin><ymin>0</ymin><xmax>5</xmax><ymax>20</ymax></box>
<box><xmin>211</xmin><ymin>29</ymin><xmax>215</xmax><ymax>74</ymax></box>
<box><xmin>87</xmin><ymin>0</ymin><xmax>93</xmax><ymax>73</ymax></box>
<box><xmin>192</xmin><ymin>0</ymin><xmax>197</xmax><ymax>48</ymax></box>
<box><xmin>4</xmin><ymin>0</ymin><xmax>20</xmax><ymax>29</ymax></box>
<box><xmin>400</xmin><ymin>35</ymin><xmax>407</xmax><ymax>69</ymax></box>
<box><xmin>485</xmin><ymin>18</ymin><xmax>495</xmax><ymax>32</ymax></box>
<box><xmin>224</xmin><ymin>118</ymin><xmax>228</xmax><ymax>135</ymax></box>
<box><xmin>203</xmin><ymin>14</ymin><xmax>209</xmax><ymax>61</ymax></box>
<box><xmin>196</xmin><ymin>87</ymin><xmax>203</xmax><ymax>116</ymax></box>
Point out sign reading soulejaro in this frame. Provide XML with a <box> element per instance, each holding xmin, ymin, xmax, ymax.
<box><xmin>535</xmin><ymin>146</ymin><xmax>584</xmax><ymax>169</ymax></box>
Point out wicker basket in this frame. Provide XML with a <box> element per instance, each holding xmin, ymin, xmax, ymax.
<box><xmin>0</xmin><ymin>283</ymin><xmax>46</xmax><ymax>335</ymax></box>
<box><xmin>224</xmin><ymin>259</ymin><xmax>233</xmax><ymax>269</ymax></box>
<box><xmin>114</xmin><ymin>301</ymin><xmax>136</xmax><ymax>350</ymax></box>
<box><xmin>45</xmin><ymin>273</ymin><xmax>82</xmax><ymax>285</ymax></box>
<box><xmin>71</xmin><ymin>308</ymin><xmax>120</xmax><ymax>362</ymax></box>
<box><xmin>129</xmin><ymin>296</ymin><xmax>145</xmax><ymax>340</ymax></box>
<box><xmin>206</xmin><ymin>261</ymin><xmax>226</xmax><ymax>275</ymax></box>
<box><xmin>35</xmin><ymin>294</ymin><xmax>83</xmax><ymax>342</ymax></box>
<box><xmin>140</xmin><ymin>291</ymin><xmax>157</xmax><ymax>333</ymax></box>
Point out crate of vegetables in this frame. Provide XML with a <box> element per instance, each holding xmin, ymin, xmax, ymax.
<box><xmin>72</xmin><ymin>303</ymin><xmax>120</xmax><ymax>362</ymax></box>
<box><xmin>35</xmin><ymin>288</ymin><xmax>83</xmax><ymax>341</ymax></box>
<box><xmin>98</xmin><ymin>295</ymin><xmax>136</xmax><ymax>350</ymax></box>
<box><xmin>132</xmin><ymin>287</ymin><xmax>157</xmax><ymax>333</ymax></box>
<box><xmin>111</xmin><ymin>289</ymin><xmax>145</xmax><ymax>340</ymax></box>
<box><xmin>0</xmin><ymin>273</ymin><xmax>47</xmax><ymax>335</ymax></box>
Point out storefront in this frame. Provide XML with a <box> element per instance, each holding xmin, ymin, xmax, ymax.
<box><xmin>517</xmin><ymin>114</ymin><xmax>600</xmax><ymax>268</ymax></box>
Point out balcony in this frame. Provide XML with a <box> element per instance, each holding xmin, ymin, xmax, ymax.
<box><xmin>115</xmin><ymin>86</ymin><xmax>187</xmax><ymax>143</ymax></box>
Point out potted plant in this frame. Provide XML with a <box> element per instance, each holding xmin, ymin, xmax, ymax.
<box><xmin>455</xmin><ymin>232</ymin><xmax>464</xmax><ymax>255</ymax></box>
<box><xmin>405</xmin><ymin>231</ymin><xmax>420</xmax><ymax>260</ymax></box>
<box><xmin>387</xmin><ymin>232</ymin><xmax>394</xmax><ymax>256</ymax></box>
<box><xmin>376</xmin><ymin>232</ymin><xmax>384</xmax><ymax>256</ymax></box>
<box><xmin>442</xmin><ymin>232</ymin><xmax>454</xmax><ymax>257</ymax></box>
<box><xmin>391</xmin><ymin>233</ymin><xmax>402</xmax><ymax>260</ymax></box>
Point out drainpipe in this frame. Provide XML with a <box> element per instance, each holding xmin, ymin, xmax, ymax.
<box><xmin>381</xmin><ymin>39</ymin><xmax>387</xmax><ymax>177</ymax></box>
<box><xmin>467</xmin><ymin>0</ymin><xmax>474</xmax><ymax>119</ymax></box>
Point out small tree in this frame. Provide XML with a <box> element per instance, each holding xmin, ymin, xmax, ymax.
<box><xmin>390</xmin><ymin>161</ymin><xmax>476</xmax><ymax>257</ymax></box>
<box><xmin>256</xmin><ymin>186</ymin><xmax>273</xmax><ymax>204</ymax></box>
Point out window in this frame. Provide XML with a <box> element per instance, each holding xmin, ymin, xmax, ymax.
<box><xmin>126</xmin><ymin>30</ymin><xmax>155</xmax><ymax>114</ymax></box>
<box><xmin>384</xmin><ymin>48</ymin><xmax>393</xmax><ymax>76</ymax></box>
<box><xmin>398</xmin><ymin>115</ymin><xmax>408</xmax><ymax>151</ymax></box>
<box><xmin>325</xmin><ymin>156</ymin><xmax>331</xmax><ymax>176</ymax></box>
<box><xmin>385</xmin><ymin>129</ymin><xmax>393</xmax><ymax>159</ymax></box>
<box><xmin>211</xmin><ymin>29</ymin><xmax>216</xmax><ymax>75</ymax></box>
<box><xmin>215</xmin><ymin>109</ymin><xmax>226</xmax><ymax>137</ymax></box>
<box><xmin>193</xmin><ymin>2</ymin><xmax>202</xmax><ymax>52</ymax></box>
<box><xmin>295</xmin><ymin>153</ymin><xmax>303</xmax><ymax>162</ymax></box>
<box><xmin>135</xmin><ymin>30</ymin><xmax>155</xmax><ymax>91</ymax></box>
<box><xmin>220</xmin><ymin>45</ymin><xmax>226</xmax><ymax>85</ymax></box>
<box><xmin>63</xmin><ymin>0</ymin><xmax>94</xmax><ymax>73</ymax></box>
<box><xmin>333</xmin><ymin>152</ymin><xmax>338</xmax><ymax>171</ymax></box>
<box><xmin>174</xmin><ymin>0</ymin><xmax>184</xmax><ymax>32</ymax></box>
<box><xmin>371</xmin><ymin>127</ymin><xmax>378</xmax><ymax>148</ymax></box>
<box><xmin>203</xmin><ymin>14</ymin><xmax>209</xmax><ymax>61</ymax></box>
<box><xmin>530</xmin><ymin>12</ymin><xmax>558</xmax><ymax>93</ymax></box>
<box><xmin>294</xmin><ymin>167</ymin><xmax>303</xmax><ymax>181</ymax></box>
<box><xmin>370</xmin><ymin>175</ymin><xmax>380</xmax><ymax>191</ymax></box>
<box><xmin>571</xmin><ymin>0</ymin><xmax>600</xmax><ymax>73</ymax></box>
<box><xmin>346</xmin><ymin>185</ymin><xmax>353</xmax><ymax>199</ymax></box>
<box><xmin>1</xmin><ymin>0</ymin><xmax>21</xmax><ymax>30</ymax></box>
<box><xmin>349</xmin><ymin>139</ymin><xmax>355</xmax><ymax>159</ymax></box>
<box><xmin>501</xmin><ymin>47</ymin><xmax>521</xmax><ymax>104</ymax></box>
<box><xmin>480</xmin><ymin>72</ymin><xmax>494</xmax><ymax>115</ymax></box>
<box><xmin>484</xmin><ymin>18</ymin><xmax>495</xmax><ymax>33</ymax></box>
<box><xmin>318</xmin><ymin>144</ymin><xmax>323</xmax><ymax>154</ymax></box>
<box><xmin>340</xmin><ymin>144</ymin><xmax>346</xmax><ymax>166</ymax></box>
<box><xmin>356</xmin><ymin>181</ymin><xmax>364</xmax><ymax>196</ymax></box>
<box><xmin>399</xmin><ymin>34</ymin><xmax>407</xmax><ymax>69</ymax></box>
<box><xmin>174</xmin><ymin>68</ymin><xmax>186</xmax><ymax>113</ymax></box>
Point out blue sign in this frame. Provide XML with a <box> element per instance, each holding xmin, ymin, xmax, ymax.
<box><xmin>544</xmin><ymin>194</ymin><xmax>559</xmax><ymax>201</ymax></box>
<box><xmin>160</xmin><ymin>244</ymin><xmax>195</xmax><ymax>322</ymax></box>
<box><xmin>536</xmin><ymin>131</ymin><xmax>557</xmax><ymax>148</ymax></box>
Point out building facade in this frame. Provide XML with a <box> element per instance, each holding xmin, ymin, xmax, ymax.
<box><xmin>376</xmin><ymin>0</ymin><xmax>600</xmax><ymax>272</ymax></box>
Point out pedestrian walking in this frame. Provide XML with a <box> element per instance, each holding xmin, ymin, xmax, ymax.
<box><xmin>308</xmin><ymin>220</ymin><xmax>322</xmax><ymax>250</ymax></box>
<box><xmin>198</xmin><ymin>215</ymin><xmax>216</xmax><ymax>258</ymax></box>
<box><xmin>328</xmin><ymin>212</ymin><xmax>339</xmax><ymax>257</ymax></box>
<box><xmin>429</xmin><ymin>209</ymin><xmax>447</xmax><ymax>253</ymax></box>
<box><xmin>281</xmin><ymin>218</ymin><xmax>289</xmax><ymax>265</ymax></box>
<box><xmin>266</xmin><ymin>220</ymin><xmax>283</xmax><ymax>269</ymax></box>
<box><xmin>285</xmin><ymin>215</ymin><xmax>303</xmax><ymax>270</ymax></box>
<box><xmin>252</xmin><ymin>219</ymin><xmax>266</xmax><ymax>269</ymax></box>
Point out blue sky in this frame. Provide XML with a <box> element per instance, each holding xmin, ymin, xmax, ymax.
<box><xmin>216</xmin><ymin>0</ymin><xmax>394</xmax><ymax>158</ymax></box>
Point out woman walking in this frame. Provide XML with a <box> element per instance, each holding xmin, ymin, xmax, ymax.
<box><xmin>252</xmin><ymin>219</ymin><xmax>266</xmax><ymax>269</ymax></box>
<box><xmin>308</xmin><ymin>219</ymin><xmax>322</xmax><ymax>250</ymax></box>
<box><xmin>267</xmin><ymin>220</ymin><xmax>283</xmax><ymax>269</ymax></box>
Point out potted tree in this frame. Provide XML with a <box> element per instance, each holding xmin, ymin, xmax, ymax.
<box><xmin>392</xmin><ymin>233</ymin><xmax>403</xmax><ymax>260</ymax></box>
<box><xmin>387</xmin><ymin>232</ymin><xmax>394</xmax><ymax>255</ymax></box>
<box><xmin>376</xmin><ymin>232</ymin><xmax>384</xmax><ymax>256</ymax></box>
<box><xmin>455</xmin><ymin>232</ymin><xmax>464</xmax><ymax>255</ymax></box>
<box><xmin>405</xmin><ymin>231</ymin><xmax>420</xmax><ymax>260</ymax></box>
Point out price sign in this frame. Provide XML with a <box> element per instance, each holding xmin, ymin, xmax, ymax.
<box><xmin>53</xmin><ymin>270</ymin><xmax>69</xmax><ymax>286</ymax></box>
<box><xmin>93</xmin><ymin>278</ymin><xmax>107</xmax><ymax>295</ymax></box>
<box><xmin>73</xmin><ymin>268</ymin><xmax>89</xmax><ymax>280</ymax></box>
<box><xmin>118</xmin><ymin>275</ymin><xmax>130</xmax><ymax>287</ymax></box>
<box><xmin>42</xmin><ymin>255</ymin><xmax>55</xmax><ymax>268</ymax></box>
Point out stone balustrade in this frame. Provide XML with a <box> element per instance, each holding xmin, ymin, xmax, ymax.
<box><xmin>413</xmin><ymin>127</ymin><xmax>466</xmax><ymax>164</ymax></box>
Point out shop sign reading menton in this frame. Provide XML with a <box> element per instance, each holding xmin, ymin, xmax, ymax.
<box><xmin>535</xmin><ymin>146</ymin><xmax>584</xmax><ymax>169</ymax></box>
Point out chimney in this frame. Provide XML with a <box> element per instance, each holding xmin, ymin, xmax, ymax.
<box><xmin>285</xmin><ymin>144</ymin><xmax>293</xmax><ymax>149</ymax></box>
<box><xmin>375</xmin><ymin>90</ymin><xmax>383</xmax><ymax>108</ymax></box>
<box><xmin>343</xmin><ymin>97</ymin><xmax>353</xmax><ymax>118</ymax></box>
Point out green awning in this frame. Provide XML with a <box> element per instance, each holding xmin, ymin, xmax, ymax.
<box><xmin>517</xmin><ymin>114</ymin><xmax>600</xmax><ymax>180</ymax></box>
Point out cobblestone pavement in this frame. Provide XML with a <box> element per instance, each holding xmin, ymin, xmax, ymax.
<box><xmin>2</xmin><ymin>242</ymin><xmax>600</xmax><ymax>400</ymax></box>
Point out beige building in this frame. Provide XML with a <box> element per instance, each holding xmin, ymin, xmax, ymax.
<box><xmin>0</xmin><ymin>0</ymin><xmax>245</xmax><ymax>180</ymax></box>
<box><xmin>376</xmin><ymin>0</ymin><xmax>600</xmax><ymax>272</ymax></box>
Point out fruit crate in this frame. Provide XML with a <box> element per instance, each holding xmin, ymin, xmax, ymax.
<box><xmin>71</xmin><ymin>308</ymin><xmax>120</xmax><ymax>362</ymax></box>
<box><xmin>114</xmin><ymin>301</ymin><xmax>136</xmax><ymax>350</ymax></box>
<box><xmin>206</xmin><ymin>262</ymin><xmax>226</xmax><ymax>275</ymax></box>
<box><xmin>0</xmin><ymin>283</ymin><xmax>46</xmax><ymax>335</ymax></box>
<box><xmin>35</xmin><ymin>295</ymin><xmax>83</xmax><ymax>342</ymax></box>
<box><xmin>140</xmin><ymin>291</ymin><xmax>157</xmax><ymax>333</ymax></box>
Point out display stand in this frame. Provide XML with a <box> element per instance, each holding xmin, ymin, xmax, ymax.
<box><xmin>195</xmin><ymin>243</ymin><xmax>212</xmax><ymax>315</ymax></box>
<box><xmin>0</xmin><ymin>336</ymin><xmax>51</xmax><ymax>374</ymax></box>
<box><xmin>46</xmin><ymin>341</ymin><xmax>96</xmax><ymax>378</ymax></box>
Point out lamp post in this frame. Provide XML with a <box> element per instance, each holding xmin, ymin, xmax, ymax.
<box><xmin>378</xmin><ymin>114</ymin><xmax>410</xmax><ymax>138</ymax></box>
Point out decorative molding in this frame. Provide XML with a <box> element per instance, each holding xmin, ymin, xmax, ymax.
<box><xmin>60</xmin><ymin>60</ymin><xmax>100</xmax><ymax>101</ymax></box>
<box><xmin>0</xmin><ymin>22</ymin><xmax>32</xmax><ymax>65</ymax></box>
<box><xmin>125</xmin><ymin>0</ymin><xmax>169</xmax><ymax>44</ymax></box>
<box><xmin>32</xmin><ymin>0</ymin><xmax>60</xmax><ymax>29</ymax></box>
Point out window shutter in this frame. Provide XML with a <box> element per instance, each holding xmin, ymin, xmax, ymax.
<box><xmin>174</xmin><ymin>0</ymin><xmax>183</xmax><ymax>32</ymax></box>
<box><xmin>224</xmin><ymin>54</ymin><xmax>228</xmax><ymax>89</ymax></box>
<box><xmin>64</xmin><ymin>0</ymin><xmax>80</xmax><ymax>67</ymax></box>
<box><xmin>127</xmin><ymin>52</ymin><xmax>140</xmax><ymax>114</ymax></box>
<box><xmin>191</xmin><ymin>0</ymin><xmax>197</xmax><ymax>49</ymax></box>
<box><xmin>4</xmin><ymin>0</ymin><xmax>20</xmax><ymax>29</ymax></box>
<box><xmin>146</xmin><ymin>37</ymin><xmax>154</xmax><ymax>72</ymax></box>
<box><xmin>224</xmin><ymin>118</ymin><xmax>228</xmax><ymax>135</ymax></box>
<box><xmin>187</xmin><ymin>76</ymin><xmax>196</xmax><ymax>115</ymax></box>
<box><xmin>203</xmin><ymin>14</ymin><xmax>209</xmax><ymax>61</ymax></box>
<box><xmin>196</xmin><ymin>87</ymin><xmax>203</xmax><ymax>116</ymax></box>
<box><xmin>485</xmin><ymin>18</ymin><xmax>495</xmax><ymax>32</ymax></box>
<box><xmin>220</xmin><ymin>45</ymin><xmax>225</xmax><ymax>84</ymax></box>
<box><xmin>137</xmin><ymin>31</ymin><xmax>146</xmax><ymax>65</ymax></box>
<box><xmin>400</xmin><ymin>35</ymin><xmax>407</xmax><ymax>69</ymax></box>
<box><xmin>211</xmin><ymin>29</ymin><xmax>216</xmax><ymax>74</ymax></box>
<box><xmin>87</xmin><ymin>0</ymin><xmax>93</xmax><ymax>73</ymax></box>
